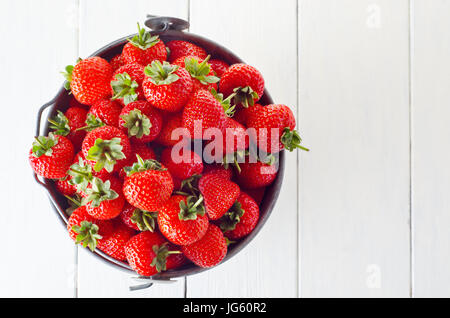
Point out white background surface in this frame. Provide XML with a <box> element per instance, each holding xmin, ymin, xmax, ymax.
<box><xmin>1</xmin><ymin>0</ymin><xmax>449</xmax><ymax>297</ymax></box>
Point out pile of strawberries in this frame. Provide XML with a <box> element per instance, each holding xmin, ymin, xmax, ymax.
<box><xmin>29</xmin><ymin>24</ymin><xmax>307</xmax><ymax>277</ymax></box>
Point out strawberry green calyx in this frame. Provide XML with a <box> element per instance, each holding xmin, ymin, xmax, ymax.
<box><xmin>124</xmin><ymin>155</ymin><xmax>166</xmax><ymax>176</ymax></box>
<box><xmin>144</xmin><ymin>60</ymin><xmax>179</xmax><ymax>85</ymax></box>
<box><xmin>111</xmin><ymin>72</ymin><xmax>139</xmax><ymax>105</ymax></box>
<box><xmin>68</xmin><ymin>157</ymin><xmax>93</xmax><ymax>192</ymax></box>
<box><xmin>184</xmin><ymin>55</ymin><xmax>219</xmax><ymax>85</ymax></box>
<box><xmin>128</xmin><ymin>23</ymin><xmax>160</xmax><ymax>50</ymax></box>
<box><xmin>280</xmin><ymin>128</ymin><xmax>309</xmax><ymax>152</ymax></box>
<box><xmin>179</xmin><ymin>195</ymin><xmax>205</xmax><ymax>221</ymax></box>
<box><xmin>81</xmin><ymin>177</ymin><xmax>119</xmax><ymax>208</ymax></box>
<box><xmin>65</xmin><ymin>194</ymin><xmax>82</xmax><ymax>216</ymax></box>
<box><xmin>72</xmin><ymin>220</ymin><xmax>102</xmax><ymax>252</ymax></box>
<box><xmin>121</xmin><ymin>109</ymin><xmax>152</xmax><ymax>139</ymax></box>
<box><xmin>177</xmin><ymin>174</ymin><xmax>202</xmax><ymax>197</ymax></box>
<box><xmin>48</xmin><ymin>110</ymin><xmax>70</xmax><ymax>136</ymax></box>
<box><xmin>61</xmin><ymin>64</ymin><xmax>74</xmax><ymax>91</ymax></box>
<box><xmin>86</xmin><ymin>137</ymin><xmax>126</xmax><ymax>173</ymax></box>
<box><xmin>219</xmin><ymin>201</ymin><xmax>245</xmax><ymax>232</ymax></box>
<box><xmin>76</xmin><ymin>113</ymin><xmax>105</xmax><ymax>132</ymax></box>
<box><xmin>151</xmin><ymin>243</ymin><xmax>182</xmax><ymax>273</ymax></box>
<box><xmin>130</xmin><ymin>209</ymin><xmax>158</xmax><ymax>232</ymax></box>
<box><xmin>211</xmin><ymin>88</ymin><xmax>236</xmax><ymax>117</ymax></box>
<box><xmin>232</xmin><ymin>86</ymin><xmax>259</xmax><ymax>108</ymax></box>
<box><xmin>32</xmin><ymin>133</ymin><xmax>58</xmax><ymax>158</ymax></box>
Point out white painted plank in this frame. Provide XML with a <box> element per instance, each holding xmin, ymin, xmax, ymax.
<box><xmin>412</xmin><ymin>0</ymin><xmax>450</xmax><ymax>298</ymax></box>
<box><xmin>0</xmin><ymin>0</ymin><xmax>78</xmax><ymax>297</ymax></box>
<box><xmin>187</xmin><ymin>0</ymin><xmax>299</xmax><ymax>297</ymax></box>
<box><xmin>298</xmin><ymin>0</ymin><xmax>410</xmax><ymax>297</ymax></box>
<box><xmin>77</xmin><ymin>0</ymin><xmax>188</xmax><ymax>298</ymax></box>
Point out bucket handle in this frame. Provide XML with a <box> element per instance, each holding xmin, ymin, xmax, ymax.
<box><xmin>144</xmin><ymin>15</ymin><xmax>190</xmax><ymax>32</ymax></box>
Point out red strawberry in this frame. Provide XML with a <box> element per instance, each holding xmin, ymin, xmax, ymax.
<box><xmin>234</xmin><ymin>157</ymin><xmax>278</xmax><ymax>189</ymax></box>
<box><xmin>247</xmin><ymin>104</ymin><xmax>308</xmax><ymax>153</ymax></box>
<box><xmin>209</xmin><ymin>59</ymin><xmax>229</xmax><ymax>77</ymax></box>
<box><xmin>160</xmin><ymin>147</ymin><xmax>203</xmax><ymax>180</ymax></box>
<box><xmin>97</xmin><ymin>219</ymin><xmax>135</xmax><ymax>261</ymax></box>
<box><xmin>120</xmin><ymin>203</ymin><xmax>158</xmax><ymax>232</ymax></box>
<box><xmin>118</xmin><ymin>100</ymin><xmax>162</xmax><ymax>143</ymax></box>
<box><xmin>55</xmin><ymin>177</ymin><xmax>77</xmax><ymax>196</ymax></box>
<box><xmin>87</xmin><ymin>99</ymin><xmax>122</xmax><ymax>128</ymax></box>
<box><xmin>198</xmin><ymin>173</ymin><xmax>240</xmax><ymax>220</ymax></box>
<box><xmin>242</xmin><ymin>187</ymin><xmax>266</xmax><ymax>205</ymax></box>
<box><xmin>158</xmin><ymin>195</ymin><xmax>209</xmax><ymax>245</ymax></box>
<box><xmin>69</xmin><ymin>97</ymin><xmax>90</xmax><ymax>110</ymax></box>
<box><xmin>118</xmin><ymin>142</ymin><xmax>156</xmax><ymax>179</ymax></box>
<box><xmin>203</xmin><ymin>163</ymin><xmax>233</xmax><ymax>180</ymax></box>
<box><xmin>110</xmin><ymin>54</ymin><xmax>125</xmax><ymax>71</ymax></box>
<box><xmin>209</xmin><ymin>118</ymin><xmax>249</xmax><ymax>158</ymax></box>
<box><xmin>155</xmin><ymin>112</ymin><xmax>187</xmax><ymax>147</ymax></box>
<box><xmin>82</xmin><ymin>176</ymin><xmax>125</xmax><ymax>220</ymax></box>
<box><xmin>172</xmin><ymin>55</ymin><xmax>219</xmax><ymax>92</ymax></box>
<box><xmin>233</xmin><ymin>103</ymin><xmax>263</xmax><ymax>126</ymax></box>
<box><xmin>166</xmin><ymin>40</ymin><xmax>207</xmax><ymax>63</ymax></box>
<box><xmin>62</xmin><ymin>57</ymin><xmax>113</xmax><ymax>105</ymax></box>
<box><xmin>67</xmin><ymin>205</ymin><xmax>114</xmax><ymax>251</ymax></box>
<box><xmin>122</xmin><ymin>24</ymin><xmax>167</xmax><ymax>66</ymax></box>
<box><xmin>82</xmin><ymin>125</ymin><xmax>132</xmax><ymax>174</ymax></box>
<box><xmin>125</xmin><ymin>231</ymin><xmax>184</xmax><ymax>276</ymax></box>
<box><xmin>219</xmin><ymin>192</ymin><xmax>259</xmax><ymax>240</ymax></box>
<box><xmin>111</xmin><ymin>63</ymin><xmax>145</xmax><ymax>106</ymax></box>
<box><xmin>48</xmin><ymin>107</ymin><xmax>88</xmax><ymax>149</ymax></box>
<box><xmin>219</xmin><ymin>63</ymin><xmax>264</xmax><ymax>108</ymax></box>
<box><xmin>181</xmin><ymin>224</ymin><xmax>227</xmax><ymax>268</ymax></box>
<box><xmin>142</xmin><ymin>60</ymin><xmax>193</xmax><ymax>112</ymax></box>
<box><xmin>122</xmin><ymin>156</ymin><xmax>174</xmax><ymax>211</ymax></box>
<box><xmin>29</xmin><ymin>133</ymin><xmax>74</xmax><ymax>179</ymax></box>
<box><xmin>182</xmin><ymin>89</ymin><xmax>228</xmax><ymax>140</ymax></box>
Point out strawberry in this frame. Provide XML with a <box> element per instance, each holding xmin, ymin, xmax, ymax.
<box><xmin>62</xmin><ymin>57</ymin><xmax>113</xmax><ymax>105</ymax></box>
<box><xmin>118</xmin><ymin>100</ymin><xmax>162</xmax><ymax>143</ymax></box>
<box><xmin>142</xmin><ymin>60</ymin><xmax>193</xmax><ymax>112</ymax></box>
<box><xmin>48</xmin><ymin>107</ymin><xmax>87</xmax><ymax>149</ymax></box>
<box><xmin>242</xmin><ymin>187</ymin><xmax>266</xmax><ymax>205</ymax></box>
<box><xmin>67</xmin><ymin>205</ymin><xmax>114</xmax><ymax>251</ymax></box>
<box><xmin>234</xmin><ymin>156</ymin><xmax>278</xmax><ymax>189</ymax></box>
<box><xmin>219</xmin><ymin>63</ymin><xmax>264</xmax><ymax>108</ymax></box>
<box><xmin>247</xmin><ymin>104</ymin><xmax>308</xmax><ymax>153</ymax></box>
<box><xmin>29</xmin><ymin>133</ymin><xmax>74</xmax><ymax>179</ymax></box>
<box><xmin>181</xmin><ymin>224</ymin><xmax>227</xmax><ymax>268</ymax></box>
<box><xmin>202</xmin><ymin>163</ymin><xmax>233</xmax><ymax>180</ymax></box>
<box><xmin>172</xmin><ymin>55</ymin><xmax>219</xmax><ymax>92</ymax></box>
<box><xmin>125</xmin><ymin>231</ymin><xmax>184</xmax><ymax>276</ymax></box>
<box><xmin>209</xmin><ymin>118</ymin><xmax>249</xmax><ymax>159</ymax></box>
<box><xmin>110</xmin><ymin>54</ymin><xmax>125</xmax><ymax>71</ymax></box>
<box><xmin>120</xmin><ymin>203</ymin><xmax>158</xmax><ymax>232</ymax></box>
<box><xmin>122</xmin><ymin>24</ymin><xmax>167</xmax><ymax>66</ymax></box>
<box><xmin>166</xmin><ymin>40</ymin><xmax>207</xmax><ymax>63</ymax></box>
<box><xmin>233</xmin><ymin>103</ymin><xmax>263</xmax><ymax>126</ymax></box>
<box><xmin>55</xmin><ymin>177</ymin><xmax>77</xmax><ymax>196</ymax></box>
<box><xmin>155</xmin><ymin>112</ymin><xmax>187</xmax><ymax>147</ymax></box>
<box><xmin>160</xmin><ymin>147</ymin><xmax>203</xmax><ymax>180</ymax></box>
<box><xmin>111</xmin><ymin>63</ymin><xmax>145</xmax><ymax>106</ymax></box>
<box><xmin>182</xmin><ymin>89</ymin><xmax>228</xmax><ymax>140</ymax></box>
<box><xmin>118</xmin><ymin>142</ymin><xmax>156</xmax><ymax>179</ymax></box>
<box><xmin>219</xmin><ymin>192</ymin><xmax>259</xmax><ymax>240</ymax></box>
<box><xmin>158</xmin><ymin>195</ymin><xmax>209</xmax><ymax>245</ymax></box>
<box><xmin>82</xmin><ymin>176</ymin><xmax>125</xmax><ymax>220</ymax></box>
<box><xmin>209</xmin><ymin>59</ymin><xmax>229</xmax><ymax>77</ymax></box>
<box><xmin>86</xmin><ymin>99</ymin><xmax>122</xmax><ymax>128</ymax></box>
<box><xmin>82</xmin><ymin>125</ymin><xmax>131</xmax><ymax>174</ymax></box>
<box><xmin>198</xmin><ymin>173</ymin><xmax>240</xmax><ymax>220</ymax></box>
<box><xmin>122</xmin><ymin>156</ymin><xmax>174</xmax><ymax>211</ymax></box>
<box><xmin>97</xmin><ymin>219</ymin><xmax>135</xmax><ymax>261</ymax></box>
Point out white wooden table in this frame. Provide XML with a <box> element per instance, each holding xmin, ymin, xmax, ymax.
<box><xmin>2</xmin><ymin>0</ymin><xmax>450</xmax><ymax>297</ymax></box>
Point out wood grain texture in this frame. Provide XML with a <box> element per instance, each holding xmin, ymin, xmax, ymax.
<box><xmin>411</xmin><ymin>0</ymin><xmax>450</xmax><ymax>298</ymax></box>
<box><xmin>187</xmin><ymin>0</ymin><xmax>299</xmax><ymax>297</ymax></box>
<box><xmin>298</xmin><ymin>0</ymin><xmax>411</xmax><ymax>297</ymax></box>
<box><xmin>76</xmin><ymin>0</ymin><xmax>188</xmax><ymax>298</ymax></box>
<box><xmin>0</xmin><ymin>0</ymin><xmax>78</xmax><ymax>297</ymax></box>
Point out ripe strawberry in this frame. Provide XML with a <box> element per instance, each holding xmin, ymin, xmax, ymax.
<box><xmin>209</xmin><ymin>59</ymin><xmax>229</xmax><ymax>77</ymax></box>
<box><xmin>110</xmin><ymin>54</ymin><xmax>125</xmax><ymax>71</ymax></box>
<box><xmin>62</xmin><ymin>57</ymin><xmax>113</xmax><ymax>105</ymax></box>
<box><xmin>198</xmin><ymin>173</ymin><xmax>240</xmax><ymax>220</ymax></box>
<box><xmin>97</xmin><ymin>219</ymin><xmax>135</xmax><ymax>261</ymax></box>
<box><xmin>55</xmin><ymin>177</ymin><xmax>77</xmax><ymax>196</ymax></box>
<box><xmin>182</xmin><ymin>89</ymin><xmax>228</xmax><ymax>140</ymax></box>
<box><xmin>142</xmin><ymin>60</ymin><xmax>193</xmax><ymax>112</ymax></box>
<box><xmin>69</xmin><ymin>97</ymin><xmax>90</xmax><ymax>110</ymax></box>
<box><xmin>219</xmin><ymin>192</ymin><xmax>259</xmax><ymax>240</ymax></box>
<box><xmin>82</xmin><ymin>176</ymin><xmax>125</xmax><ymax>220</ymax></box>
<box><xmin>181</xmin><ymin>224</ymin><xmax>227</xmax><ymax>268</ymax></box>
<box><xmin>234</xmin><ymin>157</ymin><xmax>278</xmax><ymax>189</ymax></box>
<box><xmin>219</xmin><ymin>63</ymin><xmax>264</xmax><ymax>108</ymax></box>
<box><xmin>48</xmin><ymin>107</ymin><xmax>87</xmax><ymax>149</ymax></box>
<box><xmin>125</xmin><ymin>231</ymin><xmax>184</xmax><ymax>276</ymax></box>
<box><xmin>158</xmin><ymin>195</ymin><xmax>209</xmax><ymax>245</ymax></box>
<box><xmin>67</xmin><ymin>205</ymin><xmax>114</xmax><ymax>251</ymax></box>
<box><xmin>82</xmin><ymin>125</ymin><xmax>131</xmax><ymax>174</ymax></box>
<box><xmin>242</xmin><ymin>187</ymin><xmax>266</xmax><ymax>205</ymax></box>
<box><xmin>118</xmin><ymin>100</ymin><xmax>162</xmax><ymax>143</ymax></box>
<box><xmin>209</xmin><ymin>118</ymin><xmax>249</xmax><ymax>159</ymax></box>
<box><xmin>233</xmin><ymin>103</ymin><xmax>263</xmax><ymax>126</ymax></box>
<box><xmin>86</xmin><ymin>99</ymin><xmax>122</xmax><ymax>128</ymax></box>
<box><xmin>203</xmin><ymin>163</ymin><xmax>233</xmax><ymax>180</ymax></box>
<box><xmin>166</xmin><ymin>40</ymin><xmax>207</xmax><ymax>63</ymax></box>
<box><xmin>155</xmin><ymin>112</ymin><xmax>187</xmax><ymax>147</ymax></box>
<box><xmin>122</xmin><ymin>24</ymin><xmax>167</xmax><ymax>66</ymax></box>
<box><xmin>247</xmin><ymin>104</ymin><xmax>308</xmax><ymax>153</ymax></box>
<box><xmin>29</xmin><ymin>133</ymin><xmax>74</xmax><ymax>179</ymax></box>
<box><xmin>172</xmin><ymin>55</ymin><xmax>219</xmax><ymax>92</ymax></box>
<box><xmin>111</xmin><ymin>63</ymin><xmax>145</xmax><ymax>106</ymax></box>
<box><xmin>120</xmin><ymin>203</ymin><xmax>158</xmax><ymax>232</ymax></box>
<box><xmin>122</xmin><ymin>156</ymin><xmax>174</xmax><ymax>211</ymax></box>
<box><xmin>160</xmin><ymin>147</ymin><xmax>203</xmax><ymax>180</ymax></box>
<box><xmin>118</xmin><ymin>142</ymin><xmax>156</xmax><ymax>179</ymax></box>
